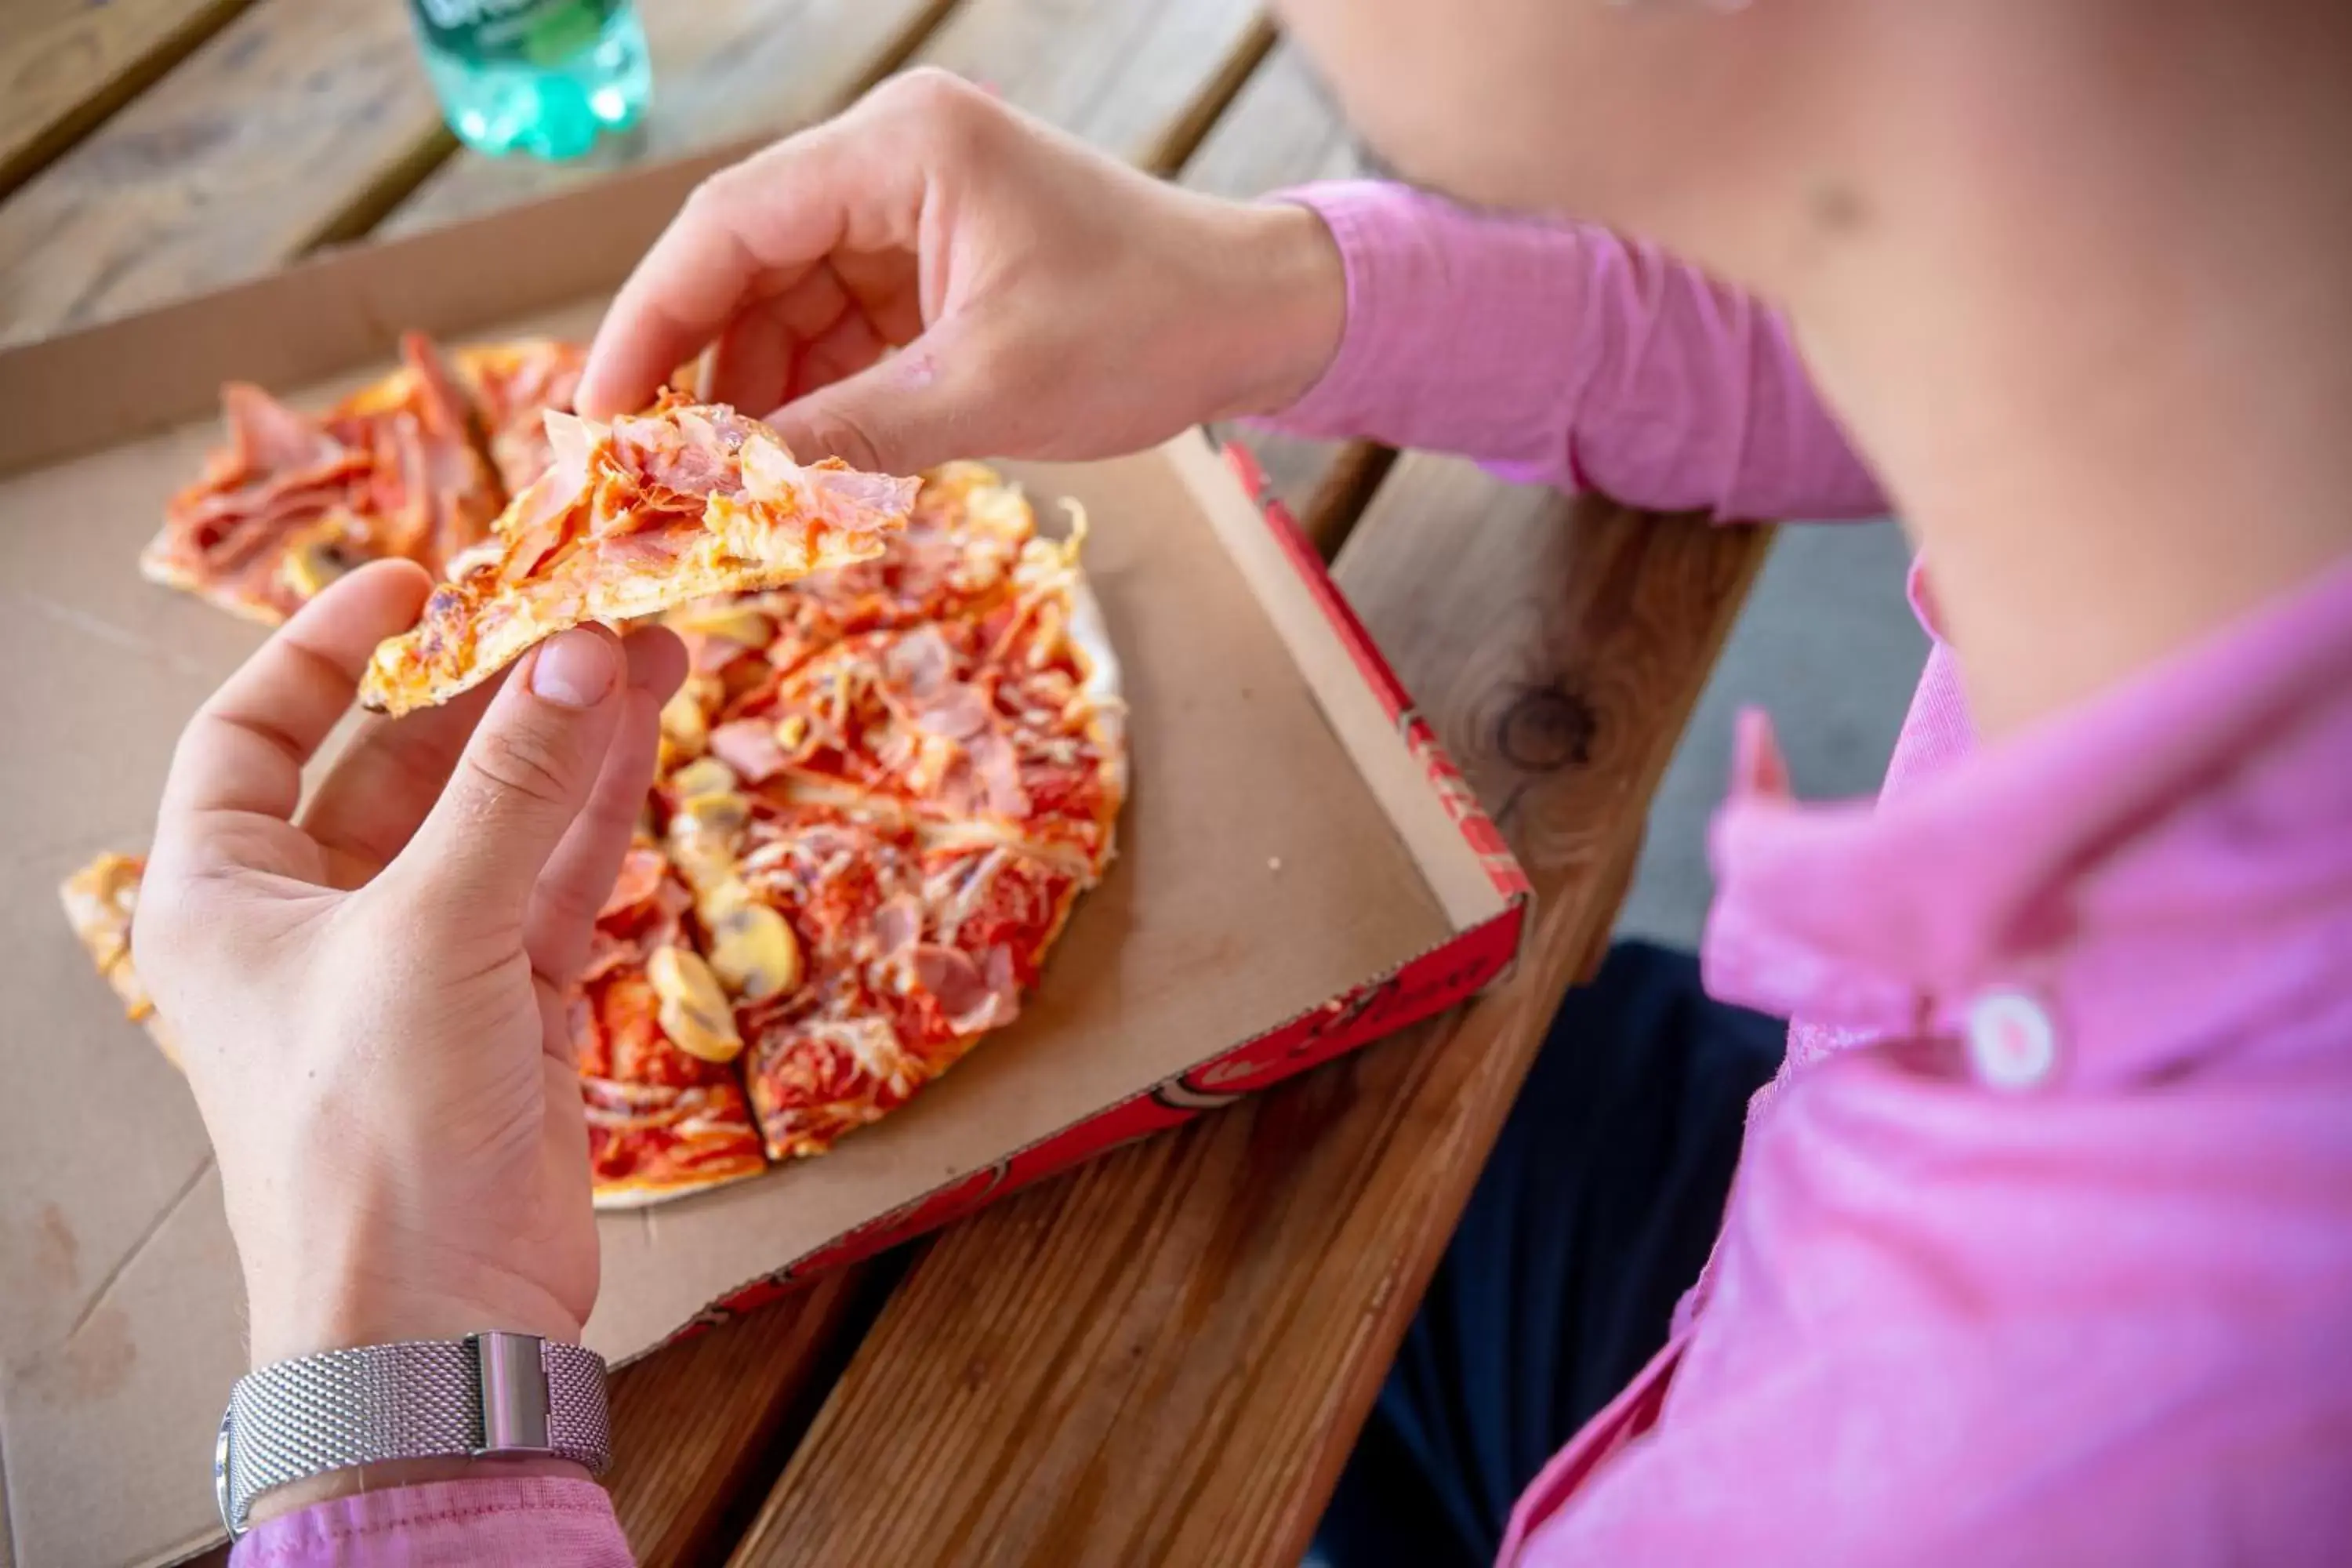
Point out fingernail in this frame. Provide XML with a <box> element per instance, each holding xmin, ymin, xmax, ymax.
<box><xmin>532</xmin><ymin>629</ymin><xmax>618</xmax><ymax>709</ymax></box>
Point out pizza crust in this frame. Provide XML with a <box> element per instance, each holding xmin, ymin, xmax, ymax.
<box><xmin>58</xmin><ymin>853</ymin><xmax>182</xmax><ymax>1065</ymax></box>
<box><xmin>1060</xmin><ymin>572</ymin><xmax>1128</xmax><ymax>837</ymax></box>
<box><xmin>136</xmin><ymin>550</ymin><xmax>285</xmax><ymax>628</ymax></box>
<box><xmin>1065</xmin><ymin>572</ymin><xmax>1120</xmax><ymax>702</ymax></box>
<box><xmin>360</xmin><ymin>521</ymin><xmax>893</xmax><ymax>716</ymax></box>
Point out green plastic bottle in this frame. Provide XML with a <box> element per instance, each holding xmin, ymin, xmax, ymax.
<box><xmin>406</xmin><ymin>0</ymin><xmax>652</xmax><ymax>162</ymax></box>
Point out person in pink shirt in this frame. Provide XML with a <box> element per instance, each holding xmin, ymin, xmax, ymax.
<box><xmin>134</xmin><ymin>1</ymin><xmax>2351</xmax><ymax>1562</ymax></box>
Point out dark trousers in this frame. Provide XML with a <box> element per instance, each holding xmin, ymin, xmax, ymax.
<box><xmin>1313</xmin><ymin>942</ymin><xmax>1785</xmax><ymax>1567</ymax></box>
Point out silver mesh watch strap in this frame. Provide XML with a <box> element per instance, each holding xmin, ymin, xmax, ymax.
<box><xmin>215</xmin><ymin>1332</ymin><xmax>611</xmax><ymax>1537</ymax></box>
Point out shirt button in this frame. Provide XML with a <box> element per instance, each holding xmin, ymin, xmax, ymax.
<box><xmin>1965</xmin><ymin>988</ymin><xmax>2060</xmax><ymax>1091</ymax></box>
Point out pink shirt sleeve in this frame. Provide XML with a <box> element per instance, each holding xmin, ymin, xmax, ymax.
<box><xmin>1256</xmin><ymin>181</ymin><xmax>1887</xmax><ymax>521</ymax></box>
<box><xmin>228</xmin><ymin>1477</ymin><xmax>632</xmax><ymax>1566</ymax></box>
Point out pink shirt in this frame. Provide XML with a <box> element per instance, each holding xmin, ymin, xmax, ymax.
<box><xmin>233</xmin><ymin>182</ymin><xmax>2352</xmax><ymax>1565</ymax></box>
<box><xmin>230</xmin><ymin>1479</ymin><xmax>628</xmax><ymax>1566</ymax></box>
<box><xmin>1276</xmin><ymin>182</ymin><xmax>2352</xmax><ymax>1566</ymax></box>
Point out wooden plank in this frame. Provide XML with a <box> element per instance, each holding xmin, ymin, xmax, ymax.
<box><xmin>379</xmin><ymin>0</ymin><xmax>1275</xmax><ymax>238</ymax></box>
<box><xmin>1181</xmin><ymin>41</ymin><xmax>1387</xmax><ymax>547</ymax></box>
<box><xmin>1283</xmin><ymin>441</ymin><xmax>1398</xmax><ymax>560</ymax></box>
<box><xmin>601</xmin><ymin>1270</ymin><xmax>881</xmax><ymax>1563</ymax></box>
<box><xmin>0</xmin><ymin>0</ymin><xmax>260</xmax><ymax>204</ymax></box>
<box><xmin>387</xmin><ymin>0</ymin><xmax>1278</xmax><ymax>241</ymax></box>
<box><xmin>0</xmin><ymin>0</ymin><xmax>446</xmax><ymax>347</ymax></box>
<box><xmin>1178</xmin><ymin>42</ymin><xmax>1362</xmax><ymax>206</ymax></box>
<box><xmin>909</xmin><ymin>0</ymin><xmax>1266</xmax><ymax>171</ymax></box>
<box><xmin>379</xmin><ymin>0</ymin><xmax>959</xmax><ymax>239</ymax></box>
<box><xmin>728</xmin><ymin>464</ymin><xmax>1774</xmax><ymax>1567</ymax></box>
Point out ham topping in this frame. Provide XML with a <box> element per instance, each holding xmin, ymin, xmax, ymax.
<box><xmin>910</xmin><ymin>942</ymin><xmax>1022</xmax><ymax>1034</ymax></box>
<box><xmin>708</xmin><ymin>719</ymin><xmax>789</xmax><ymax>784</ymax></box>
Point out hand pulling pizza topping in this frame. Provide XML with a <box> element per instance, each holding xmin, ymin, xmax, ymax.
<box><xmin>648</xmin><ymin>944</ymin><xmax>743</xmax><ymax>1063</ymax></box>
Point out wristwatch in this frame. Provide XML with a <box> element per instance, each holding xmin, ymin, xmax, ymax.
<box><xmin>214</xmin><ymin>1331</ymin><xmax>612</xmax><ymax>1537</ymax></box>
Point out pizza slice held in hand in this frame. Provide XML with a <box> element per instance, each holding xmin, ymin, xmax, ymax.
<box><xmin>359</xmin><ymin>397</ymin><xmax>919</xmax><ymax>717</ymax></box>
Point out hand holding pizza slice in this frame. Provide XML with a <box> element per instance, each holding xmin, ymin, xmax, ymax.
<box><xmin>360</xmin><ymin>397</ymin><xmax>920</xmax><ymax>717</ymax></box>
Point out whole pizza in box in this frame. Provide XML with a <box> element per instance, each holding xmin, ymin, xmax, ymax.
<box><xmin>62</xmin><ymin>336</ymin><xmax>1127</xmax><ymax>1207</ymax></box>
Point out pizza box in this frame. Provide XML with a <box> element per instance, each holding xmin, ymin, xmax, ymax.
<box><xmin>0</xmin><ymin>146</ymin><xmax>1529</xmax><ymax>1568</ymax></box>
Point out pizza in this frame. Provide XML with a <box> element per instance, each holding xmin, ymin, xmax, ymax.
<box><xmin>143</xmin><ymin>335</ymin><xmax>584</xmax><ymax>625</ymax></box>
<box><xmin>673</xmin><ymin>460</ymin><xmax>1042</xmax><ymax>673</ymax></box>
<box><xmin>718</xmin><ymin>803</ymin><xmax>1091</xmax><ymax>1158</ymax></box>
<box><xmin>70</xmin><ymin>343</ymin><xmax>1123</xmax><ymax>1207</ymax></box>
<box><xmin>58</xmin><ymin>853</ymin><xmax>180</xmax><ymax>1067</ymax></box>
<box><xmin>144</xmin><ymin>334</ymin><xmax>499</xmax><ymax>622</ymax></box>
<box><xmin>449</xmin><ymin>339</ymin><xmax>587</xmax><ymax>497</ymax></box>
<box><xmin>649</xmin><ymin>473</ymin><xmax>1123</xmax><ymax>1162</ymax></box>
<box><xmin>358</xmin><ymin>397</ymin><xmax>918</xmax><ymax>717</ymax></box>
<box><xmin>574</xmin><ymin>842</ymin><xmax>770</xmax><ymax>1206</ymax></box>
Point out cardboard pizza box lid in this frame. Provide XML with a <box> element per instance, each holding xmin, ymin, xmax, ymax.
<box><xmin>0</xmin><ymin>148</ymin><xmax>1526</xmax><ymax>1568</ymax></box>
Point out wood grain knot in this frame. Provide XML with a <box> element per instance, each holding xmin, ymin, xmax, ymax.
<box><xmin>1493</xmin><ymin>683</ymin><xmax>1595</xmax><ymax>774</ymax></box>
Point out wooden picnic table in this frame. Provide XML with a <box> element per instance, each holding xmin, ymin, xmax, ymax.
<box><xmin>2</xmin><ymin>3</ymin><xmax>1772</xmax><ymax>1563</ymax></box>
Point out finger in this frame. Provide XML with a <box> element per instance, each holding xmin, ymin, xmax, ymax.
<box><xmin>160</xmin><ymin>561</ymin><xmax>434</xmax><ymax>825</ymax></box>
<box><xmin>829</xmin><ymin>247</ymin><xmax>924</xmax><ymax>346</ymax></box>
<box><xmin>708</xmin><ymin>260</ymin><xmax>906</xmax><ymax>412</ymax></box>
<box><xmin>706</xmin><ymin>290</ymin><xmax>811</xmax><ymax>417</ymax></box>
<box><xmin>765</xmin><ymin>316</ymin><xmax>1004</xmax><ymax>474</ymax></box>
<box><xmin>577</xmin><ymin>125</ymin><xmax>927</xmax><ymax>419</ymax></box>
<box><xmin>620</xmin><ymin>622</ymin><xmax>690</xmax><ymax>706</ymax></box>
<box><xmin>300</xmin><ymin>626</ymin><xmax>682</xmax><ymax>880</ymax></box>
<box><xmin>384</xmin><ymin>625</ymin><xmax>630</xmax><ymax>940</ymax></box>
<box><xmin>521</xmin><ymin>682</ymin><xmax>666</xmax><ymax>989</ymax></box>
<box><xmin>300</xmin><ymin>670</ymin><xmax>506</xmax><ymax>881</ymax></box>
<box><xmin>791</xmin><ymin>309</ymin><xmax>891</xmax><ymax>404</ymax></box>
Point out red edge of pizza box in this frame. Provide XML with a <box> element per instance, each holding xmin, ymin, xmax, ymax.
<box><xmin>0</xmin><ymin>143</ymin><xmax>1530</xmax><ymax>1568</ymax></box>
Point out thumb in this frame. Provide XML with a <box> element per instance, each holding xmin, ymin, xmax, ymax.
<box><xmin>767</xmin><ymin>322</ymin><xmax>1008</xmax><ymax>475</ymax></box>
<box><xmin>389</xmin><ymin>626</ymin><xmax>627</xmax><ymax>938</ymax></box>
